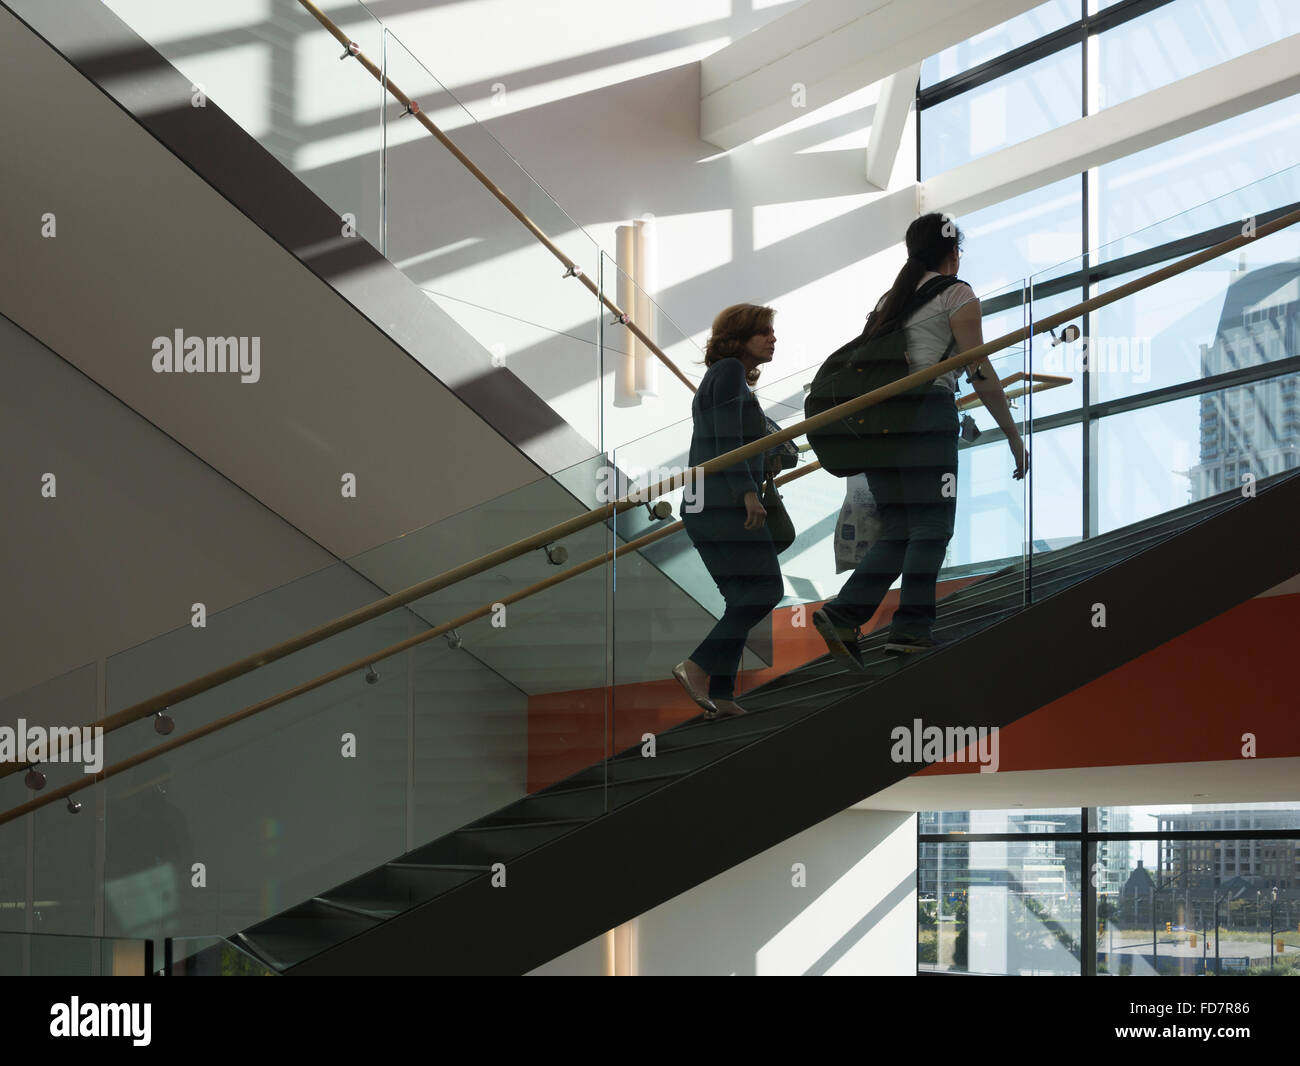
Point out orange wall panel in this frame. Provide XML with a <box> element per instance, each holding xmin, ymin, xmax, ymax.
<box><xmin>918</xmin><ymin>591</ymin><xmax>1300</xmax><ymax>776</ymax></box>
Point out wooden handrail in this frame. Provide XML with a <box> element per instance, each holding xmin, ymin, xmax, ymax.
<box><xmin>5</xmin><ymin>204</ymin><xmax>1298</xmax><ymax>785</ymax></box>
<box><xmin>955</xmin><ymin>371</ymin><xmax>1072</xmax><ymax>410</ymax></box>
<box><xmin>0</xmin><ymin>464</ymin><xmax>822</xmax><ymax>825</ymax></box>
<box><xmin>293</xmin><ymin>0</ymin><xmax>698</xmax><ymax>393</ymax></box>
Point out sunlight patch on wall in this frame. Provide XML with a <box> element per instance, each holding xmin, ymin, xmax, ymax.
<box><xmin>753</xmin><ymin>195</ymin><xmax>871</xmax><ymax>252</ymax></box>
<box><xmin>752</xmin><ymin>83</ymin><xmax>881</xmax><ymax>148</ymax></box>
<box><xmin>103</xmin><ymin>0</ymin><xmax>272</xmax><ymax>44</ymax></box>
<box><xmin>646</xmin><ymin>210</ymin><xmax>733</xmax><ymax>290</ymax></box>
<box><xmin>386</xmin><ymin>0</ymin><xmax>732</xmax><ymax>115</ymax></box>
<box><xmin>754</xmin><ymin>816</ymin><xmax>915</xmax><ymax>976</ymax></box>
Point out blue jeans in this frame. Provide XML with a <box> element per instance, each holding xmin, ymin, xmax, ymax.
<box><xmin>683</xmin><ymin>507</ymin><xmax>784</xmax><ymax>699</ymax></box>
<box><xmin>824</xmin><ymin>450</ymin><xmax>957</xmax><ymax>640</ymax></box>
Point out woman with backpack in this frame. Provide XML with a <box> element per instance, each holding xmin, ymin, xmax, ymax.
<box><xmin>813</xmin><ymin>213</ymin><xmax>1028</xmax><ymax>668</ymax></box>
<box><xmin>672</xmin><ymin>304</ymin><xmax>787</xmax><ymax>718</ymax></box>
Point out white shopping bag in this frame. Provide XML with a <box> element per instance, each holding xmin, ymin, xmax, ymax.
<box><xmin>833</xmin><ymin>473</ymin><xmax>881</xmax><ymax>573</ymax></box>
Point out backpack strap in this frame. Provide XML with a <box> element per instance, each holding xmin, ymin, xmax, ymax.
<box><xmin>912</xmin><ymin>276</ymin><xmax>963</xmax><ymax>387</ymax></box>
<box><xmin>864</xmin><ymin>274</ymin><xmax>965</xmax><ymax>333</ymax></box>
<box><xmin>909</xmin><ymin>274</ymin><xmax>963</xmax><ymax>314</ymax></box>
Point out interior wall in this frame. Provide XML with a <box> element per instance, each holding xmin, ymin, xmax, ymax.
<box><xmin>0</xmin><ymin>314</ymin><xmax>334</xmax><ymax>700</ymax></box>
<box><xmin>386</xmin><ymin>0</ymin><xmax>920</xmax><ymax>448</ymax></box>
<box><xmin>528</xmin><ymin>808</ymin><xmax>918</xmax><ymax>975</ymax></box>
<box><xmin>91</xmin><ymin>0</ymin><xmax>917</xmax><ymax>452</ymax></box>
<box><xmin>0</xmin><ymin>2</ymin><xmax>546</xmax><ymax>567</ymax></box>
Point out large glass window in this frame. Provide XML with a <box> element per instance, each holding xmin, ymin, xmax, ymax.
<box><xmin>1095</xmin><ymin>97</ymin><xmax>1300</xmax><ymax>251</ymax></box>
<box><xmin>920</xmin><ymin>838</ymin><xmax>1083</xmax><ymax>975</ymax></box>
<box><xmin>919</xmin><ymin>0</ymin><xmax>1300</xmax><ymax>546</ymax></box>
<box><xmin>921</xmin><ymin>804</ymin><xmax>1300</xmax><ymax>975</ymax></box>
<box><xmin>1097</xmin><ymin>0</ymin><xmax>1300</xmax><ymax>111</ymax></box>
<box><xmin>916</xmin><ymin>6</ymin><xmax>1300</xmax><ymax>977</ymax></box>
<box><xmin>922</xmin><ymin>45</ymin><xmax>1082</xmax><ymax>177</ymax></box>
<box><xmin>959</xmin><ymin>177</ymin><xmax>1083</xmax><ymax>299</ymax></box>
<box><xmin>920</xmin><ymin>0</ymin><xmax>1079</xmax><ymax>88</ymax></box>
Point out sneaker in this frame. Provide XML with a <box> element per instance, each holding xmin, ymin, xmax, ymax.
<box><xmin>883</xmin><ymin>634</ymin><xmax>945</xmax><ymax>656</ymax></box>
<box><xmin>813</xmin><ymin>608</ymin><xmax>866</xmax><ymax>673</ymax></box>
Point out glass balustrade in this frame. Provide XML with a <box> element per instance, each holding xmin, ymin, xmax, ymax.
<box><xmin>0</xmin><ymin>457</ymin><xmax>614</xmax><ymax>957</ymax></box>
<box><xmin>1026</xmin><ymin>164</ymin><xmax>1300</xmax><ymax>594</ymax></box>
<box><xmin>0</xmin><ymin>930</ymin><xmax>152</xmax><ymax>976</ymax></box>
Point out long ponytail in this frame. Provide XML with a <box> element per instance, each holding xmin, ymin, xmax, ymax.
<box><xmin>864</xmin><ymin>213</ymin><xmax>963</xmax><ymax>341</ymax></box>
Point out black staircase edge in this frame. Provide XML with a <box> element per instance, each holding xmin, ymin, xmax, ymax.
<box><xmin>288</xmin><ymin>473</ymin><xmax>1300</xmax><ymax>975</ymax></box>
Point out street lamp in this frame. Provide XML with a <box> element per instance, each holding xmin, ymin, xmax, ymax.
<box><xmin>1152</xmin><ymin>869</ymin><xmax>1186</xmax><ymax>973</ymax></box>
<box><xmin>1211</xmin><ymin>883</ymin><xmax>1226</xmax><ymax>976</ymax></box>
<box><xmin>1270</xmin><ymin>886</ymin><xmax>1278</xmax><ymax>971</ymax></box>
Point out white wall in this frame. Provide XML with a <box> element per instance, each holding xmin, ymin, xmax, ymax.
<box><xmin>387</xmin><ymin>0</ymin><xmax>919</xmax><ymax>449</ymax></box>
<box><xmin>528</xmin><ymin>809</ymin><xmax>918</xmax><ymax>975</ymax></box>
<box><xmin>98</xmin><ymin>0</ymin><xmax>917</xmax><ymax>453</ymax></box>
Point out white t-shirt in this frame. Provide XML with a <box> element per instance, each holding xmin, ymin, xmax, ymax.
<box><xmin>879</xmin><ymin>272</ymin><xmax>979</xmax><ymax>393</ymax></box>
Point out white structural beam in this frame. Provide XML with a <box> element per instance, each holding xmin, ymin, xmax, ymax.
<box><xmin>920</xmin><ymin>33</ymin><xmax>1300</xmax><ymax>219</ymax></box>
<box><xmin>700</xmin><ymin>0</ymin><xmax>1044</xmax><ymax>150</ymax></box>
<box><xmin>865</xmin><ymin>61</ymin><xmax>921</xmax><ymax>190</ymax></box>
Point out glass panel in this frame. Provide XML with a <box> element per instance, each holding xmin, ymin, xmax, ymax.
<box><xmin>920</xmin><ymin>808</ymin><xmax>1085</xmax><ymax>833</ymax></box>
<box><xmin>0</xmin><ymin>931</ymin><xmax>150</xmax><ymax>976</ymax></box>
<box><xmin>103</xmin><ymin>620</ymin><xmax>419</xmax><ymax>942</ymax></box>
<box><xmin>0</xmin><ymin>455</ymin><xmax>613</xmax><ymax>963</ymax></box>
<box><xmin>955</xmin><ymin>177</ymin><xmax>1083</xmax><ymax>300</ymax></box>
<box><xmin>1026</xmin><ymin>285</ymin><xmax>1086</xmax><ymax>418</ymax></box>
<box><xmin>1026</xmin><ymin>163</ymin><xmax>1300</xmax><ymax>596</ymax></box>
<box><xmin>1023</xmin><ymin>422</ymin><xmax>1084</xmax><ymax>551</ymax></box>
<box><xmin>1094</xmin><ymin>368</ymin><xmax>1300</xmax><ymax>536</ymax></box>
<box><xmin>921</xmin><ymin>0</ymin><xmax>1079</xmax><ymax>88</ymax></box>
<box><xmin>1091</xmin><ymin>217</ymin><xmax>1300</xmax><ymax>404</ymax></box>
<box><xmin>382</xmin><ymin>30</ymin><xmax>604</xmax><ymax>449</ymax></box>
<box><xmin>919</xmin><ymin>839</ymin><xmax>1083</xmax><ymax>974</ymax></box>
<box><xmin>102</xmin><ymin>0</ymin><xmax>387</xmax><ymax>248</ymax></box>
<box><xmin>1093</xmin><ymin>801</ymin><xmax>1300</xmax><ymax>832</ymax></box>
<box><xmin>1095</xmin><ymin>833</ymin><xmax>1300</xmax><ymax>977</ymax></box>
<box><xmin>951</xmin><ymin>341</ymin><xmax>1030</xmax><ymax>578</ymax></box>
<box><xmin>1096</xmin><ymin>98</ymin><xmax>1300</xmax><ymax>249</ymax></box>
<box><xmin>0</xmin><ymin>663</ymin><xmax>99</xmax><ymax>940</ymax></box>
<box><xmin>1097</xmin><ymin>0</ymin><xmax>1300</xmax><ymax>112</ymax></box>
<box><xmin>921</xmin><ymin>43</ymin><xmax>1082</xmax><ymax>177</ymax></box>
<box><xmin>167</xmin><ymin>934</ymin><xmax>277</xmax><ymax>976</ymax></box>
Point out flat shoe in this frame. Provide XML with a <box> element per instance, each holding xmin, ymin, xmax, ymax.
<box><xmin>673</xmin><ymin>662</ymin><xmax>718</xmax><ymax>718</ymax></box>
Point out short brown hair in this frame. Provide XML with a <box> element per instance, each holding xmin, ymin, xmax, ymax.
<box><xmin>704</xmin><ymin>303</ymin><xmax>775</xmax><ymax>384</ymax></box>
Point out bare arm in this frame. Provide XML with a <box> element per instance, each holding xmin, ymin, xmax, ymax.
<box><xmin>950</xmin><ymin>299</ymin><xmax>1028</xmax><ymax>479</ymax></box>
